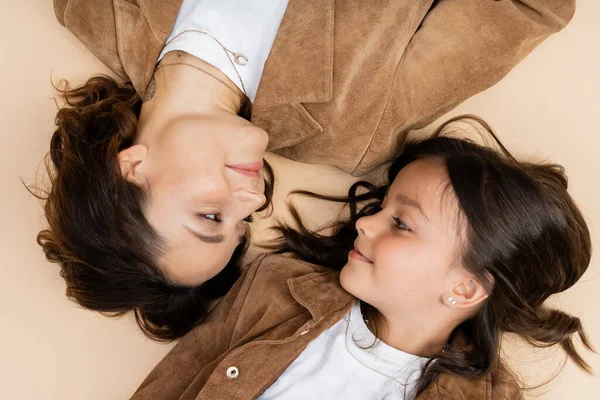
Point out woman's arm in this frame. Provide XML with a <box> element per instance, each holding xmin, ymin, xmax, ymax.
<box><xmin>360</xmin><ymin>0</ymin><xmax>576</xmax><ymax>173</ymax></box>
<box><xmin>394</xmin><ymin>0</ymin><xmax>576</xmax><ymax>123</ymax></box>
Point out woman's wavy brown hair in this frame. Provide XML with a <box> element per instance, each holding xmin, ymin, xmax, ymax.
<box><xmin>271</xmin><ymin>115</ymin><xmax>594</xmax><ymax>396</ymax></box>
<box><xmin>36</xmin><ymin>75</ymin><xmax>273</xmax><ymax>341</ymax></box>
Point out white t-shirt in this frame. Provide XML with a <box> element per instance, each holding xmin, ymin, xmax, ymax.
<box><xmin>158</xmin><ymin>0</ymin><xmax>289</xmax><ymax>102</ymax></box>
<box><xmin>258</xmin><ymin>301</ymin><xmax>429</xmax><ymax>400</ymax></box>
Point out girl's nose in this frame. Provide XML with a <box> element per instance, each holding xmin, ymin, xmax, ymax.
<box><xmin>356</xmin><ymin>214</ymin><xmax>377</xmax><ymax>238</ymax></box>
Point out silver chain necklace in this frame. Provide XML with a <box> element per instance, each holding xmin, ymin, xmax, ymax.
<box><xmin>164</xmin><ymin>29</ymin><xmax>249</xmax><ymax>96</ymax></box>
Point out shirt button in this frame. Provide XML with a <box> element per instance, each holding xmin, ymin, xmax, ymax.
<box><xmin>226</xmin><ymin>366</ymin><xmax>239</xmax><ymax>380</ymax></box>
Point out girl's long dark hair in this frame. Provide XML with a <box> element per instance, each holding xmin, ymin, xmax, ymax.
<box><xmin>34</xmin><ymin>75</ymin><xmax>274</xmax><ymax>341</ymax></box>
<box><xmin>271</xmin><ymin>115</ymin><xmax>594</xmax><ymax>395</ymax></box>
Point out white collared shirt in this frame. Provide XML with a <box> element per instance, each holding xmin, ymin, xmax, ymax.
<box><xmin>158</xmin><ymin>0</ymin><xmax>289</xmax><ymax>102</ymax></box>
<box><xmin>259</xmin><ymin>301</ymin><xmax>428</xmax><ymax>400</ymax></box>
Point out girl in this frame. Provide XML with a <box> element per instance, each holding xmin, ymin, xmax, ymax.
<box><xmin>130</xmin><ymin>117</ymin><xmax>593</xmax><ymax>399</ymax></box>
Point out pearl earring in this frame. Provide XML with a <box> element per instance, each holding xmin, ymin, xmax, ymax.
<box><xmin>447</xmin><ymin>296</ymin><xmax>457</xmax><ymax>306</ymax></box>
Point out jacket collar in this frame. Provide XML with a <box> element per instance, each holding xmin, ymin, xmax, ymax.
<box><xmin>253</xmin><ymin>0</ymin><xmax>334</xmax><ymax>107</ymax></box>
<box><xmin>418</xmin><ymin>370</ymin><xmax>491</xmax><ymax>400</ymax></box>
<box><xmin>136</xmin><ymin>0</ymin><xmax>183</xmax><ymax>40</ymax></box>
<box><xmin>113</xmin><ymin>0</ymin><xmax>182</xmax><ymax>98</ymax></box>
<box><xmin>287</xmin><ymin>269</ymin><xmax>353</xmax><ymax>322</ymax></box>
<box><xmin>251</xmin><ymin>0</ymin><xmax>335</xmax><ymax>150</ymax></box>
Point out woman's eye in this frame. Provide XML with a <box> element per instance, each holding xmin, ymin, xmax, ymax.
<box><xmin>199</xmin><ymin>214</ymin><xmax>222</xmax><ymax>223</ymax></box>
<box><xmin>243</xmin><ymin>215</ymin><xmax>255</xmax><ymax>223</ymax></box>
<box><xmin>393</xmin><ymin>216</ymin><xmax>411</xmax><ymax>231</ymax></box>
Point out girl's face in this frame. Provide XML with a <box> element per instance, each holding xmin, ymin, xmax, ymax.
<box><xmin>340</xmin><ymin>158</ymin><xmax>473</xmax><ymax>317</ymax></box>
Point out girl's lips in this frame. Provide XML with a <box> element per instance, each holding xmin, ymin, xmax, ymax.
<box><xmin>349</xmin><ymin>249</ymin><xmax>372</xmax><ymax>264</ymax></box>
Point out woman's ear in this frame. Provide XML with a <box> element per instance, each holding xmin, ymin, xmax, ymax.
<box><xmin>118</xmin><ymin>144</ymin><xmax>148</xmax><ymax>184</ymax></box>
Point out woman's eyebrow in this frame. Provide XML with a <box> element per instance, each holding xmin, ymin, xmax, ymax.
<box><xmin>395</xmin><ymin>193</ymin><xmax>430</xmax><ymax>223</ymax></box>
<box><xmin>185</xmin><ymin>226</ymin><xmax>224</xmax><ymax>243</ymax></box>
<box><xmin>185</xmin><ymin>226</ymin><xmax>246</xmax><ymax>244</ymax></box>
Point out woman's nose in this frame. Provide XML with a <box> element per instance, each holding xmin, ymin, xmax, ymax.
<box><xmin>243</xmin><ymin>125</ymin><xmax>269</xmax><ymax>151</ymax></box>
<box><xmin>234</xmin><ymin>188</ymin><xmax>267</xmax><ymax>216</ymax></box>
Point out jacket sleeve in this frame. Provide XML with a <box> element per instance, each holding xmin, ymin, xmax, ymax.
<box><xmin>129</xmin><ymin>259</ymin><xmax>264</xmax><ymax>400</ymax></box>
<box><xmin>386</xmin><ymin>0</ymin><xmax>576</xmax><ymax>135</ymax></box>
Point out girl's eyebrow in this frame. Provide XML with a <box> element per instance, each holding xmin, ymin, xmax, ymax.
<box><xmin>394</xmin><ymin>193</ymin><xmax>430</xmax><ymax>224</ymax></box>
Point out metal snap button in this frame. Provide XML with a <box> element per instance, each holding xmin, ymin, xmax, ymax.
<box><xmin>300</xmin><ymin>329</ymin><xmax>309</xmax><ymax>336</ymax></box>
<box><xmin>226</xmin><ymin>366</ymin><xmax>239</xmax><ymax>380</ymax></box>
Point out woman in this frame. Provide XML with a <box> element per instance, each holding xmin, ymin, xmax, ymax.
<box><xmin>130</xmin><ymin>117</ymin><xmax>593</xmax><ymax>399</ymax></box>
<box><xmin>40</xmin><ymin>0</ymin><xmax>577</xmax><ymax>340</ymax></box>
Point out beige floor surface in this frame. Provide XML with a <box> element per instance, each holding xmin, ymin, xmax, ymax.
<box><xmin>1</xmin><ymin>1</ymin><xmax>599</xmax><ymax>399</ymax></box>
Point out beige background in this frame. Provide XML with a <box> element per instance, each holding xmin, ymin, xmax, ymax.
<box><xmin>1</xmin><ymin>1</ymin><xmax>598</xmax><ymax>399</ymax></box>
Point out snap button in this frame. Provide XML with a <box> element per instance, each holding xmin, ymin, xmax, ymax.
<box><xmin>226</xmin><ymin>366</ymin><xmax>239</xmax><ymax>380</ymax></box>
<box><xmin>300</xmin><ymin>329</ymin><xmax>309</xmax><ymax>336</ymax></box>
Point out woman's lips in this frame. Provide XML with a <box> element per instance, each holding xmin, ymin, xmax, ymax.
<box><xmin>228</xmin><ymin>167</ymin><xmax>260</xmax><ymax>178</ymax></box>
<box><xmin>349</xmin><ymin>248</ymin><xmax>372</xmax><ymax>263</ymax></box>
<box><xmin>227</xmin><ymin>161</ymin><xmax>264</xmax><ymax>178</ymax></box>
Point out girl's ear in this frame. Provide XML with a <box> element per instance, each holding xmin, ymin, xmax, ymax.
<box><xmin>443</xmin><ymin>271</ymin><xmax>493</xmax><ymax>309</ymax></box>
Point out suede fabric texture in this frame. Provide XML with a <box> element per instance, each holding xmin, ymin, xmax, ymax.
<box><xmin>54</xmin><ymin>0</ymin><xmax>575</xmax><ymax>175</ymax></box>
<box><xmin>130</xmin><ymin>254</ymin><xmax>525</xmax><ymax>400</ymax></box>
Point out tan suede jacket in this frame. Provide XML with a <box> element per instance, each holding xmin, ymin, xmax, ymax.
<box><xmin>130</xmin><ymin>254</ymin><xmax>524</xmax><ymax>400</ymax></box>
<box><xmin>54</xmin><ymin>0</ymin><xmax>575</xmax><ymax>175</ymax></box>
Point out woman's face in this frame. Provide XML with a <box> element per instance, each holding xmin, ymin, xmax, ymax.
<box><xmin>120</xmin><ymin>111</ymin><xmax>269</xmax><ymax>285</ymax></box>
<box><xmin>340</xmin><ymin>158</ymin><xmax>469</xmax><ymax>316</ymax></box>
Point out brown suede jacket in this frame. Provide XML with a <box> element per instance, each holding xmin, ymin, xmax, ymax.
<box><xmin>54</xmin><ymin>0</ymin><xmax>575</xmax><ymax>175</ymax></box>
<box><xmin>130</xmin><ymin>254</ymin><xmax>524</xmax><ymax>399</ymax></box>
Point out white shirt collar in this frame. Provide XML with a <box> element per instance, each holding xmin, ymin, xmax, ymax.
<box><xmin>346</xmin><ymin>301</ymin><xmax>429</xmax><ymax>381</ymax></box>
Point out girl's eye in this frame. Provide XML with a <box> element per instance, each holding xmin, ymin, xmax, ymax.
<box><xmin>243</xmin><ymin>215</ymin><xmax>255</xmax><ymax>223</ymax></box>
<box><xmin>199</xmin><ymin>214</ymin><xmax>222</xmax><ymax>223</ymax></box>
<box><xmin>393</xmin><ymin>216</ymin><xmax>411</xmax><ymax>231</ymax></box>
